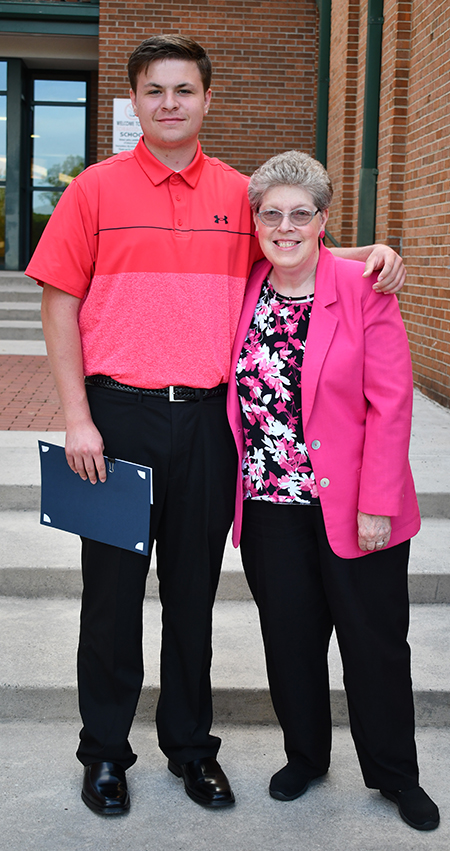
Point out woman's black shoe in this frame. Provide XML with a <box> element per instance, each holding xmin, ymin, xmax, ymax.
<box><xmin>380</xmin><ymin>786</ymin><xmax>439</xmax><ymax>830</ymax></box>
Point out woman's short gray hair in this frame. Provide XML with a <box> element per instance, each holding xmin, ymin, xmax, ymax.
<box><xmin>248</xmin><ymin>150</ymin><xmax>333</xmax><ymax>213</ymax></box>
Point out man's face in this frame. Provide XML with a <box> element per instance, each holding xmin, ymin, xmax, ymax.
<box><xmin>130</xmin><ymin>59</ymin><xmax>212</xmax><ymax>155</ymax></box>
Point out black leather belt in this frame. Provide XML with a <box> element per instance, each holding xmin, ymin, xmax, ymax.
<box><xmin>85</xmin><ymin>374</ymin><xmax>228</xmax><ymax>401</ymax></box>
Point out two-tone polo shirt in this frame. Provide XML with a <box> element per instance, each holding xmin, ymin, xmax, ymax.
<box><xmin>26</xmin><ymin>138</ymin><xmax>260</xmax><ymax>389</ymax></box>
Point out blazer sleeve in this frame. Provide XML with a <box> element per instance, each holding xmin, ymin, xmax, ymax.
<box><xmin>357</xmin><ymin>287</ymin><xmax>413</xmax><ymax>517</ymax></box>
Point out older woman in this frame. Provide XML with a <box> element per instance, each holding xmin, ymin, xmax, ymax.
<box><xmin>227</xmin><ymin>151</ymin><xmax>439</xmax><ymax>831</ymax></box>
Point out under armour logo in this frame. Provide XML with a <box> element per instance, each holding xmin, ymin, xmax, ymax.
<box><xmin>214</xmin><ymin>215</ymin><xmax>228</xmax><ymax>224</ymax></box>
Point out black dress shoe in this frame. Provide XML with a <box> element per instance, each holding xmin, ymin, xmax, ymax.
<box><xmin>168</xmin><ymin>757</ymin><xmax>235</xmax><ymax>807</ymax></box>
<box><xmin>380</xmin><ymin>787</ymin><xmax>439</xmax><ymax>831</ymax></box>
<box><xmin>81</xmin><ymin>761</ymin><xmax>130</xmax><ymax>815</ymax></box>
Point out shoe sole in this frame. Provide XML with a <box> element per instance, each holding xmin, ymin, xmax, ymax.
<box><xmin>168</xmin><ymin>760</ymin><xmax>235</xmax><ymax>808</ymax></box>
<box><xmin>269</xmin><ymin>780</ymin><xmax>310</xmax><ymax>801</ymax></box>
<box><xmin>81</xmin><ymin>790</ymin><xmax>130</xmax><ymax>815</ymax></box>
<box><xmin>381</xmin><ymin>790</ymin><xmax>439</xmax><ymax>831</ymax></box>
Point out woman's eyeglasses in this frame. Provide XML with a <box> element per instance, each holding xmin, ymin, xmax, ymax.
<box><xmin>256</xmin><ymin>208</ymin><xmax>320</xmax><ymax>227</ymax></box>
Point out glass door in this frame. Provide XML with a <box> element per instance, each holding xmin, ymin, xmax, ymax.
<box><xmin>0</xmin><ymin>61</ymin><xmax>7</xmax><ymax>265</ymax></box>
<box><xmin>30</xmin><ymin>76</ymin><xmax>89</xmax><ymax>253</ymax></box>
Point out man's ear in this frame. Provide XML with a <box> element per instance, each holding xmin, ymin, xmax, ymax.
<box><xmin>204</xmin><ymin>88</ymin><xmax>212</xmax><ymax>114</ymax></box>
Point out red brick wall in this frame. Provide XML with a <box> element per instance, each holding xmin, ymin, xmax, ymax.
<box><xmin>96</xmin><ymin>0</ymin><xmax>318</xmax><ymax>176</ymax></box>
<box><xmin>399</xmin><ymin>2</ymin><xmax>450</xmax><ymax>407</ymax></box>
<box><xmin>376</xmin><ymin>0</ymin><xmax>412</xmax><ymax>257</ymax></box>
<box><xmin>326</xmin><ymin>0</ymin><xmax>450</xmax><ymax>407</ymax></box>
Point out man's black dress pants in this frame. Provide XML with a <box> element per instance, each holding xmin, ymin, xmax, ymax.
<box><xmin>76</xmin><ymin>384</ymin><xmax>237</xmax><ymax>769</ymax></box>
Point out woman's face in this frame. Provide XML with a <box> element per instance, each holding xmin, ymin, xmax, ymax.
<box><xmin>254</xmin><ymin>185</ymin><xmax>329</xmax><ymax>276</ymax></box>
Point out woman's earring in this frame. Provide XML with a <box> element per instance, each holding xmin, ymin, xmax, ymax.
<box><xmin>320</xmin><ymin>230</ymin><xmax>325</xmax><ymax>239</ymax></box>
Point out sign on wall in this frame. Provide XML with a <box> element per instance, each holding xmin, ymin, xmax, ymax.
<box><xmin>113</xmin><ymin>99</ymin><xmax>142</xmax><ymax>153</ymax></box>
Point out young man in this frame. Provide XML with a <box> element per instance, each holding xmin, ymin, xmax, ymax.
<box><xmin>26</xmin><ymin>35</ymin><xmax>406</xmax><ymax>815</ymax></box>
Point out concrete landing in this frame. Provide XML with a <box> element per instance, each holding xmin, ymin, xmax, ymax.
<box><xmin>1</xmin><ymin>721</ymin><xmax>448</xmax><ymax>851</ymax></box>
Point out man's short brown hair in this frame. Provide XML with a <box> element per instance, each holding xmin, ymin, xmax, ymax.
<box><xmin>128</xmin><ymin>34</ymin><xmax>212</xmax><ymax>93</ymax></box>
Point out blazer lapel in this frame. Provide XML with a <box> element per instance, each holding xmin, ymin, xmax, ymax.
<box><xmin>302</xmin><ymin>246</ymin><xmax>338</xmax><ymax>430</ymax></box>
<box><xmin>231</xmin><ymin>258</ymin><xmax>271</xmax><ymax>363</ymax></box>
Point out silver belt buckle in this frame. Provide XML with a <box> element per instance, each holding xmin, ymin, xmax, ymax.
<box><xmin>168</xmin><ymin>385</ymin><xmax>185</xmax><ymax>402</ymax></box>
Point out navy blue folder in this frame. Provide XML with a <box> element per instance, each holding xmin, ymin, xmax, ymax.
<box><xmin>39</xmin><ymin>441</ymin><xmax>153</xmax><ymax>555</ymax></box>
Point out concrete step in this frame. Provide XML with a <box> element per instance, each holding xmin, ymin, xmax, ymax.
<box><xmin>0</xmin><ymin>275</ymin><xmax>41</xmax><ymax>301</ymax></box>
<box><xmin>3</xmin><ymin>481</ymin><xmax>450</xmax><ymax>518</ymax></box>
<box><xmin>0</xmin><ymin>510</ymin><xmax>250</xmax><ymax>600</ymax></box>
<box><xmin>1</xmin><ymin>596</ymin><xmax>450</xmax><ymax>725</ymax></box>
<box><xmin>0</xmin><ymin>278</ymin><xmax>45</xmax><ymax>351</ymax></box>
<box><xmin>0</xmin><ymin>320</ymin><xmax>44</xmax><ymax>339</ymax></box>
<box><xmin>0</xmin><ymin>303</ymin><xmax>42</xmax><ymax>320</ymax></box>
<box><xmin>0</xmin><ymin>340</ymin><xmax>47</xmax><ymax>355</ymax></box>
<box><xmin>2</xmin><ymin>721</ymin><xmax>448</xmax><ymax>851</ymax></box>
<box><xmin>1</xmin><ymin>425</ymin><xmax>450</xmax><ymax>602</ymax></box>
<box><xmin>1</xmin><ymin>511</ymin><xmax>449</xmax><ymax>603</ymax></box>
<box><xmin>0</xmin><ymin>290</ymin><xmax>42</xmax><ymax>302</ymax></box>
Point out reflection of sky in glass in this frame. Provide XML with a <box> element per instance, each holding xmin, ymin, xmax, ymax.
<box><xmin>34</xmin><ymin>80</ymin><xmax>86</xmax><ymax>103</ymax></box>
<box><xmin>32</xmin><ymin>105</ymin><xmax>85</xmax><ymax>185</ymax></box>
<box><xmin>0</xmin><ymin>95</ymin><xmax>6</xmax><ymax>180</ymax></box>
<box><xmin>0</xmin><ymin>62</ymin><xmax>6</xmax><ymax>92</ymax></box>
<box><xmin>0</xmin><ymin>187</ymin><xmax>5</xmax><ymax>259</ymax></box>
<box><xmin>33</xmin><ymin>189</ymin><xmax>61</xmax><ymax>217</ymax></box>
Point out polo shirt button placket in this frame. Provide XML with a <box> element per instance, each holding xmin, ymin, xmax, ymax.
<box><xmin>170</xmin><ymin>174</ymin><xmax>187</xmax><ymax>236</ymax></box>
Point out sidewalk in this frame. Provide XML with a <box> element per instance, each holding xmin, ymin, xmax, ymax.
<box><xmin>2</xmin><ymin>721</ymin><xmax>449</xmax><ymax>851</ymax></box>
<box><xmin>0</xmin><ymin>354</ymin><xmax>65</xmax><ymax>430</ymax></box>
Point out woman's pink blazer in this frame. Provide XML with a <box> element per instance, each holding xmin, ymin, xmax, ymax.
<box><xmin>226</xmin><ymin>244</ymin><xmax>421</xmax><ymax>558</ymax></box>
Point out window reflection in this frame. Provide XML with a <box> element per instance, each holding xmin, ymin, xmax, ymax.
<box><xmin>0</xmin><ymin>95</ymin><xmax>6</xmax><ymax>180</ymax></box>
<box><xmin>0</xmin><ymin>66</ymin><xmax>5</xmax><ymax>263</ymax></box>
<box><xmin>30</xmin><ymin>78</ymin><xmax>87</xmax><ymax>256</ymax></box>
<box><xmin>32</xmin><ymin>190</ymin><xmax>63</xmax><ymax>255</ymax></box>
<box><xmin>32</xmin><ymin>105</ymin><xmax>85</xmax><ymax>187</ymax></box>
<box><xmin>34</xmin><ymin>80</ymin><xmax>86</xmax><ymax>103</ymax></box>
<box><xmin>0</xmin><ymin>187</ymin><xmax>4</xmax><ymax>262</ymax></box>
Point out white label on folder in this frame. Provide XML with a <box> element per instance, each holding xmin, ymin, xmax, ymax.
<box><xmin>135</xmin><ymin>542</ymin><xmax>144</xmax><ymax>551</ymax></box>
<box><xmin>137</xmin><ymin>470</ymin><xmax>146</xmax><ymax>479</ymax></box>
<box><xmin>41</xmin><ymin>445</ymin><xmax>50</xmax><ymax>452</ymax></box>
<box><xmin>43</xmin><ymin>514</ymin><xmax>52</xmax><ymax>523</ymax></box>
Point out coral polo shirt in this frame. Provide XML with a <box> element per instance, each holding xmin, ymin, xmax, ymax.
<box><xmin>26</xmin><ymin>138</ymin><xmax>260</xmax><ymax>389</ymax></box>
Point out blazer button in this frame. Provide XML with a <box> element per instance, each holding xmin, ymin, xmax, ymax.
<box><xmin>320</xmin><ymin>477</ymin><xmax>330</xmax><ymax>488</ymax></box>
<box><xmin>311</xmin><ymin>440</ymin><xmax>321</xmax><ymax>450</ymax></box>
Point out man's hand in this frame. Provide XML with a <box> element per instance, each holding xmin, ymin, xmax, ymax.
<box><xmin>362</xmin><ymin>245</ymin><xmax>406</xmax><ymax>294</ymax></box>
<box><xmin>65</xmin><ymin>421</ymin><xmax>106</xmax><ymax>484</ymax></box>
<box><xmin>357</xmin><ymin>511</ymin><xmax>392</xmax><ymax>552</ymax></box>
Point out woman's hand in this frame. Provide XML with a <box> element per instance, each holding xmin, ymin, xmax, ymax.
<box><xmin>357</xmin><ymin>511</ymin><xmax>392</xmax><ymax>552</ymax></box>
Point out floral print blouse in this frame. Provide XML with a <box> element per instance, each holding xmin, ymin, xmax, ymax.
<box><xmin>236</xmin><ymin>278</ymin><xmax>320</xmax><ymax>505</ymax></box>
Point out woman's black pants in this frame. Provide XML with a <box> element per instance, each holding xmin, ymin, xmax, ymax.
<box><xmin>76</xmin><ymin>385</ymin><xmax>237</xmax><ymax>769</ymax></box>
<box><xmin>240</xmin><ymin>500</ymin><xmax>419</xmax><ymax>791</ymax></box>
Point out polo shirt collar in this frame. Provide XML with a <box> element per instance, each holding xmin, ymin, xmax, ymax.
<box><xmin>133</xmin><ymin>137</ymin><xmax>204</xmax><ymax>188</ymax></box>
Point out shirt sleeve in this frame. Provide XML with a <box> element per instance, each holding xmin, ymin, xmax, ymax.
<box><xmin>25</xmin><ymin>175</ymin><xmax>97</xmax><ymax>299</ymax></box>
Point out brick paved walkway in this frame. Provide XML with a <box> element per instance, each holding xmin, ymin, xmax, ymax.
<box><xmin>0</xmin><ymin>355</ymin><xmax>65</xmax><ymax>430</ymax></box>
